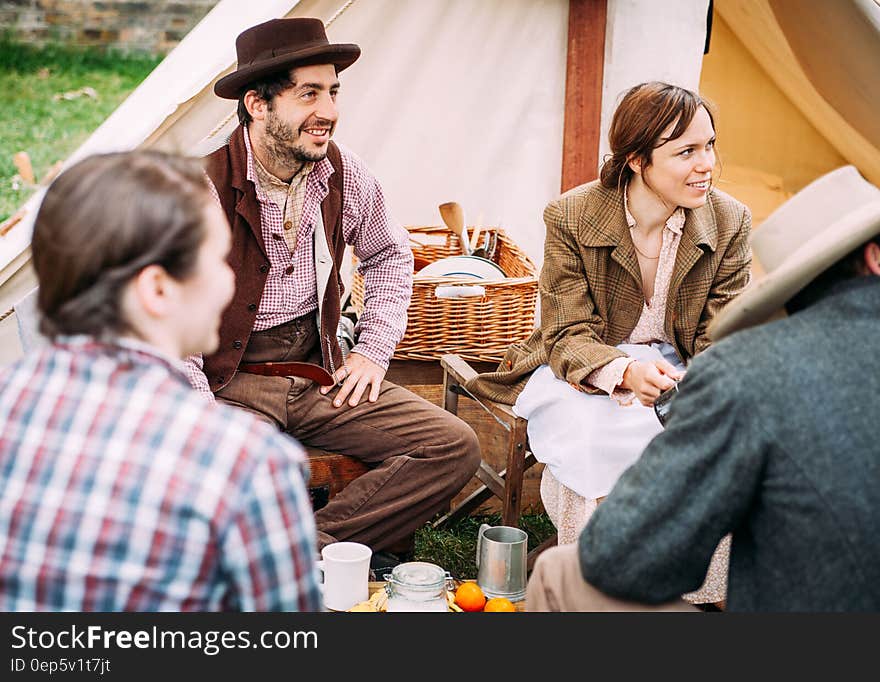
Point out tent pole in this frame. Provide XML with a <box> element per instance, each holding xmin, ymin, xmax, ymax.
<box><xmin>561</xmin><ymin>0</ymin><xmax>606</xmax><ymax>192</ymax></box>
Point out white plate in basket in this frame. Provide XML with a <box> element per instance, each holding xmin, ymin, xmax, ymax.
<box><xmin>414</xmin><ymin>255</ymin><xmax>506</xmax><ymax>280</ymax></box>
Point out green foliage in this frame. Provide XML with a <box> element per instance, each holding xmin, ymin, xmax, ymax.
<box><xmin>0</xmin><ymin>38</ymin><xmax>161</xmax><ymax>222</ymax></box>
<box><xmin>414</xmin><ymin>510</ymin><xmax>555</xmax><ymax>580</ymax></box>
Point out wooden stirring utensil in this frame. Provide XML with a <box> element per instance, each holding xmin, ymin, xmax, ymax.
<box><xmin>439</xmin><ymin>202</ymin><xmax>470</xmax><ymax>255</ymax></box>
<box><xmin>469</xmin><ymin>212</ymin><xmax>484</xmax><ymax>255</ymax></box>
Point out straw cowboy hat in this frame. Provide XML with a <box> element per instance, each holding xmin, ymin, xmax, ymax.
<box><xmin>709</xmin><ymin>165</ymin><xmax>880</xmax><ymax>341</ymax></box>
<box><xmin>214</xmin><ymin>18</ymin><xmax>361</xmax><ymax>99</ymax></box>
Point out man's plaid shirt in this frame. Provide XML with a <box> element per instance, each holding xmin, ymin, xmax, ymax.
<box><xmin>0</xmin><ymin>337</ymin><xmax>321</xmax><ymax>611</ymax></box>
<box><xmin>185</xmin><ymin>129</ymin><xmax>412</xmax><ymax>398</ymax></box>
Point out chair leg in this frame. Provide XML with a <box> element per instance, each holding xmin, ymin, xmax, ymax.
<box><xmin>442</xmin><ymin>365</ymin><xmax>461</xmax><ymax>416</ymax></box>
<box><xmin>502</xmin><ymin>417</ymin><xmax>528</xmax><ymax>527</ymax></box>
<box><xmin>440</xmin><ymin>353</ymin><xmax>536</xmax><ymax>533</ymax></box>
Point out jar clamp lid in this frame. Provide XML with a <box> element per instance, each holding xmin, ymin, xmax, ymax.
<box><xmin>384</xmin><ymin>561</ymin><xmax>454</xmax><ymax>597</ymax></box>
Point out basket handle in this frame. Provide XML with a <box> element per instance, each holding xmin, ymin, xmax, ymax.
<box><xmin>434</xmin><ymin>285</ymin><xmax>486</xmax><ymax>299</ymax></box>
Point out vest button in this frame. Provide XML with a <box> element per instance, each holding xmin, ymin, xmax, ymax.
<box><xmin>217</xmin><ymin>376</ymin><xmax>225</xmax><ymax>384</ymax></box>
<box><xmin>260</xmin><ymin>264</ymin><xmax>269</xmax><ymax>273</ymax></box>
<box><xmin>247</xmin><ymin>303</ymin><xmax>257</xmax><ymax>311</ymax></box>
<box><xmin>232</xmin><ymin>340</ymin><xmax>242</xmax><ymax>349</ymax></box>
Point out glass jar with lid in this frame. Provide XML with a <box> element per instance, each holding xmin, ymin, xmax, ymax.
<box><xmin>384</xmin><ymin>561</ymin><xmax>454</xmax><ymax>612</ymax></box>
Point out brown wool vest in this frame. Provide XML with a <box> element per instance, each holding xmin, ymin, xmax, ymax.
<box><xmin>203</xmin><ymin>126</ymin><xmax>346</xmax><ymax>393</ymax></box>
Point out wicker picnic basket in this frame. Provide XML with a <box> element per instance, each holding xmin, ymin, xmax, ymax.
<box><xmin>351</xmin><ymin>225</ymin><xmax>538</xmax><ymax>363</ymax></box>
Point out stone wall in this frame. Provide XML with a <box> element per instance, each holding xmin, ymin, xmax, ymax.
<box><xmin>0</xmin><ymin>0</ymin><xmax>218</xmax><ymax>54</ymax></box>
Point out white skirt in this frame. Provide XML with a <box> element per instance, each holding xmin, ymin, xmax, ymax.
<box><xmin>513</xmin><ymin>342</ymin><xmax>685</xmax><ymax>500</ymax></box>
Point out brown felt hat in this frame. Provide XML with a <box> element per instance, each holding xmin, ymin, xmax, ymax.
<box><xmin>214</xmin><ymin>18</ymin><xmax>360</xmax><ymax>100</ymax></box>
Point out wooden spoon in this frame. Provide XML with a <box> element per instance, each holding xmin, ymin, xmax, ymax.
<box><xmin>439</xmin><ymin>202</ymin><xmax>470</xmax><ymax>255</ymax></box>
<box><xmin>469</xmin><ymin>212</ymin><xmax>484</xmax><ymax>253</ymax></box>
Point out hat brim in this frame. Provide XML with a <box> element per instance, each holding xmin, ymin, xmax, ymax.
<box><xmin>708</xmin><ymin>199</ymin><xmax>880</xmax><ymax>341</ymax></box>
<box><xmin>214</xmin><ymin>43</ymin><xmax>361</xmax><ymax>99</ymax></box>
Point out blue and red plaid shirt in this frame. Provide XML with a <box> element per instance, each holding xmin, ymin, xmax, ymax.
<box><xmin>0</xmin><ymin>336</ymin><xmax>321</xmax><ymax>611</ymax></box>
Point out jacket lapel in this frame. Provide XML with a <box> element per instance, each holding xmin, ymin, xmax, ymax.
<box><xmin>228</xmin><ymin>127</ymin><xmax>267</xmax><ymax>256</ymax></box>
<box><xmin>611</xmin><ymin>234</ymin><xmax>642</xmax><ymax>290</ymax></box>
<box><xmin>579</xmin><ymin>186</ymin><xmax>642</xmax><ymax>289</ymax></box>
<box><xmin>314</xmin><ymin>155</ymin><xmax>337</xmax><ymax>245</ymax></box>
<box><xmin>666</xmin><ymin>200</ymin><xmax>718</xmax><ymax>319</ymax></box>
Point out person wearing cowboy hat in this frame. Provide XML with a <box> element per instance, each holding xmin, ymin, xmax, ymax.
<box><xmin>526</xmin><ymin>165</ymin><xmax>880</xmax><ymax>611</ymax></box>
<box><xmin>183</xmin><ymin>18</ymin><xmax>479</xmax><ymax>568</ymax></box>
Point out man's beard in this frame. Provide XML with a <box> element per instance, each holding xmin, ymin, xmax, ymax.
<box><xmin>263</xmin><ymin>109</ymin><xmax>334</xmax><ymax>169</ymax></box>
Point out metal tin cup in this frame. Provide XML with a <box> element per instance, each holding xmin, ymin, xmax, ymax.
<box><xmin>653</xmin><ymin>381</ymin><xmax>679</xmax><ymax>427</ymax></box>
<box><xmin>476</xmin><ymin>524</ymin><xmax>527</xmax><ymax>602</ymax></box>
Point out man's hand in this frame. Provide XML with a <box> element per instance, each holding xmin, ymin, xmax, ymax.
<box><xmin>620</xmin><ymin>359</ymin><xmax>682</xmax><ymax>407</ymax></box>
<box><xmin>320</xmin><ymin>352</ymin><xmax>386</xmax><ymax>408</ymax></box>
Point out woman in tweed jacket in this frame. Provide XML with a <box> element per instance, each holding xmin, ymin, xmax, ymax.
<box><xmin>468</xmin><ymin>84</ymin><xmax>751</xmax><ymax>582</ymax></box>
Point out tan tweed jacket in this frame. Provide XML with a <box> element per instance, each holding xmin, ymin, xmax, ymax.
<box><xmin>465</xmin><ymin>180</ymin><xmax>752</xmax><ymax>405</ymax></box>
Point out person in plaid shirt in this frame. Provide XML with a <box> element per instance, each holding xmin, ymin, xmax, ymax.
<box><xmin>185</xmin><ymin>18</ymin><xmax>480</xmax><ymax>567</ymax></box>
<box><xmin>0</xmin><ymin>151</ymin><xmax>321</xmax><ymax>611</ymax></box>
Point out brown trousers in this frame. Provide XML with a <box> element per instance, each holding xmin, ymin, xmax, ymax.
<box><xmin>216</xmin><ymin>317</ymin><xmax>481</xmax><ymax>553</ymax></box>
<box><xmin>526</xmin><ymin>543</ymin><xmax>698</xmax><ymax>612</ymax></box>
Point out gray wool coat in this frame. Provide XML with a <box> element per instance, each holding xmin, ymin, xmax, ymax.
<box><xmin>578</xmin><ymin>276</ymin><xmax>880</xmax><ymax>611</ymax></box>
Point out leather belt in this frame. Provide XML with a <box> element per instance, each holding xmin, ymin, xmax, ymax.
<box><xmin>238</xmin><ymin>361</ymin><xmax>336</xmax><ymax>387</ymax></box>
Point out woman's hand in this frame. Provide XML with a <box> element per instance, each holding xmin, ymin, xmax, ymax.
<box><xmin>620</xmin><ymin>359</ymin><xmax>682</xmax><ymax>407</ymax></box>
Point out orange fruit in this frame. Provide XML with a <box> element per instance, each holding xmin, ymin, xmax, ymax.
<box><xmin>454</xmin><ymin>582</ymin><xmax>486</xmax><ymax>612</ymax></box>
<box><xmin>483</xmin><ymin>597</ymin><xmax>516</xmax><ymax>612</ymax></box>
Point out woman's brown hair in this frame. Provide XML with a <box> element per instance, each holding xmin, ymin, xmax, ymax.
<box><xmin>599</xmin><ymin>81</ymin><xmax>715</xmax><ymax>191</ymax></box>
<box><xmin>31</xmin><ymin>150</ymin><xmax>213</xmax><ymax>339</ymax></box>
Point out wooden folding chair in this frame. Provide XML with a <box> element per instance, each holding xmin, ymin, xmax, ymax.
<box><xmin>305</xmin><ymin>449</ymin><xmax>368</xmax><ymax>511</ymax></box>
<box><xmin>434</xmin><ymin>353</ymin><xmax>556</xmax><ymax>568</ymax></box>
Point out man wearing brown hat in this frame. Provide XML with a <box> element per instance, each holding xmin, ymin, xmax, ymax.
<box><xmin>183</xmin><ymin>18</ymin><xmax>480</xmax><ymax>565</ymax></box>
<box><xmin>526</xmin><ymin>166</ymin><xmax>880</xmax><ymax>611</ymax></box>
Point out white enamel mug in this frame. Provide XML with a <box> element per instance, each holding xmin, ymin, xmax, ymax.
<box><xmin>316</xmin><ymin>542</ymin><xmax>372</xmax><ymax>611</ymax></box>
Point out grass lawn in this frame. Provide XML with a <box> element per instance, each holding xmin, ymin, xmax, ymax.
<box><xmin>0</xmin><ymin>38</ymin><xmax>162</xmax><ymax>223</ymax></box>
<box><xmin>415</xmin><ymin>509</ymin><xmax>555</xmax><ymax>579</ymax></box>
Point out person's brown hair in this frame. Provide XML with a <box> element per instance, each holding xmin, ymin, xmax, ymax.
<box><xmin>237</xmin><ymin>70</ymin><xmax>295</xmax><ymax>125</ymax></box>
<box><xmin>31</xmin><ymin>150</ymin><xmax>213</xmax><ymax>339</ymax></box>
<box><xmin>599</xmin><ymin>81</ymin><xmax>716</xmax><ymax>191</ymax></box>
<box><xmin>786</xmin><ymin>237</ymin><xmax>879</xmax><ymax>315</ymax></box>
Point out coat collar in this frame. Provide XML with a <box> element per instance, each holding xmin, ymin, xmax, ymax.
<box><xmin>226</xmin><ymin>126</ymin><xmax>265</xmax><ymax>254</ymax></box>
<box><xmin>578</xmin><ymin>184</ymin><xmax>718</xmax><ymax>249</ymax></box>
<box><xmin>577</xmin><ymin>184</ymin><xmax>720</xmax><ymax>290</ymax></box>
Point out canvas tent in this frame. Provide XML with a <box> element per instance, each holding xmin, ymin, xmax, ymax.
<box><xmin>1</xmin><ymin>0</ymin><xmax>877</xmax><ymax>365</ymax></box>
<box><xmin>701</xmin><ymin>0</ymin><xmax>880</xmax><ymax>227</ymax></box>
